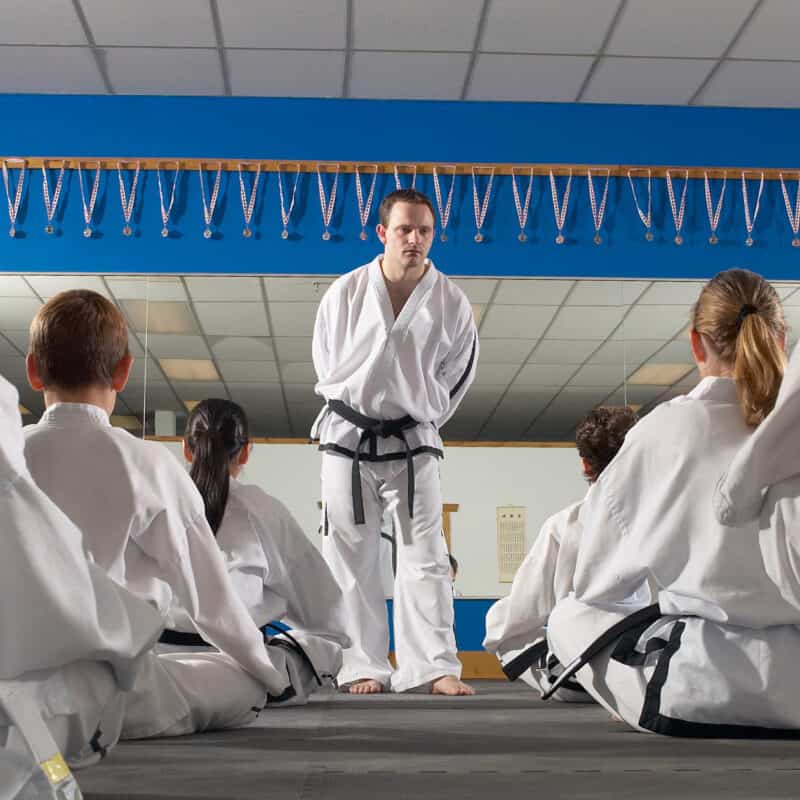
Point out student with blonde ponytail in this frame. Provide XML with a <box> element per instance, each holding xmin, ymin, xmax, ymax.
<box><xmin>545</xmin><ymin>269</ymin><xmax>800</xmax><ymax>738</ymax></box>
<box><xmin>183</xmin><ymin>399</ymin><xmax>349</xmax><ymax>690</ymax></box>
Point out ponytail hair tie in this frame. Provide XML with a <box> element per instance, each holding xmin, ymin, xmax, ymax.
<box><xmin>736</xmin><ymin>304</ymin><xmax>758</xmax><ymax>330</ymax></box>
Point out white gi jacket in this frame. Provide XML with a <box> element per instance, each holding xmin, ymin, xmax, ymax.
<box><xmin>311</xmin><ymin>256</ymin><xmax>478</xmax><ymax>456</ymax></box>
<box><xmin>217</xmin><ymin>480</ymin><xmax>350</xmax><ymax>649</ymax></box>
<box><xmin>24</xmin><ymin>404</ymin><xmax>289</xmax><ymax>695</ymax></box>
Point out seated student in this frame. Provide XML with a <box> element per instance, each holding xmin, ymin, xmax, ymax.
<box><xmin>181</xmin><ymin>398</ymin><xmax>348</xmax><ymax>682</ymax></box>
<box><xmin>483</xmin><ymin>406</ymin><xmax>637</xmax><ymax>700</ymax></box>
<box><xmin>23</xmin><ymin>290</ymin><xmax>334</xmax><ymax>740</ymax></box>
<box><xmin>546</xmin><ymin>268</ymin><xmax>800</xmax><ymax>737</ymax></box>
<box><xmin>0</xmin><ymin>373</ymin><xmax>163</xmax><ymax>793</ymax></box>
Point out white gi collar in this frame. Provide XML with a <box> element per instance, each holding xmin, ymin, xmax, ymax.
<box><xmin>686</xmin><ymin>375</ymin><xmax>737</xmax><ymax>403</ymax></box>
<box><xmin>39</xmin><ymin>401</ymin><xmax>112</xmax><ymax>428</ymax></box>
<box><xmin>368</xmin><ymin>256</ymin><xmax>438</xmax><ymax>334</ymax></box>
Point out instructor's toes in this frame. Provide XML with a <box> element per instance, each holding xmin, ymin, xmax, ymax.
<box><xmin>431</xmin><ymin>675</ymin><xmax>476</xmax><ymax>696</ymax></box>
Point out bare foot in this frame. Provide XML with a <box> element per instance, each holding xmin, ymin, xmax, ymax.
<box><xmin>431</xmin><ymin>675</ymin><xmax>476</xmax><ymax>696</ymax></box>
<box><xmin>345</xmin><ymin>678</ymin><xmax>384</xmax><ymax>694</ymax></box>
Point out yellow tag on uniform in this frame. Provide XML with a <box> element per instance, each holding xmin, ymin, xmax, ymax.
<box><xmin>40</xmin><ymin>753</ymin><xmax>71</xmax><ymax>784</ymax></box>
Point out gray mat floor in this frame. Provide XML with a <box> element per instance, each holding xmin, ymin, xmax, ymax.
<box><xmin>79</xmin><ymin>681</ymin><xmax>800</xmax><ymax>800</ymax></box>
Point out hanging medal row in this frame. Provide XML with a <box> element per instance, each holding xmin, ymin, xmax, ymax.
<box><xmin>3</xmin><ymin>158</ymin><xmax>800</xmax><ymax>248</ymax></box>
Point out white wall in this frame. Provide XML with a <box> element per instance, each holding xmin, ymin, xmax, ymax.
<box><xmin>161</xmin><ymin>441</ymin><xmax>587</xmax><ymax>599</ymax></box>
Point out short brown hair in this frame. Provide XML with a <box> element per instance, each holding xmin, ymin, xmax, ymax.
<box><xmin>576</xmin><ymin>406</ymin><xmax>638</xmax><ymax>481</ymax></box>
<box><xmin>29</xmin><ymin>289</ymin><xmax>129</xmax><ymax>389</ymax></box>
<box><xmin>379</xmin><ymin>189</ymin><xmax>436</xmax><ymax>227</ymax></box>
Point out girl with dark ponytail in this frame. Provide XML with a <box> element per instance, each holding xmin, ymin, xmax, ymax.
<box><xmin>545</xmin><ymin>269</ymin><xmax>800</xmax><ymax>738</ymax></box>
<box><xmin>184</xmin><ymin>399</ymin><xmax>350</xmax><ymax>671</ymax></box>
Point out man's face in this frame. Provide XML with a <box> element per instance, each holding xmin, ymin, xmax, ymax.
<box><xmin>377</xmin><ymin>202</ymin><xmax>435</xmax><ymax>271</ymax></box>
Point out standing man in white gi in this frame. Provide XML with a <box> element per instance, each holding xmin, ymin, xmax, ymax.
<box><xmin>312</xmin><ymin>189</ymin><xmax>478</xmax><ymax>695</ymax></box>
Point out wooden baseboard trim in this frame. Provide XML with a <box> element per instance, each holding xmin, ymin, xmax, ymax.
<box><xmin>387</xmin><ymin>651</ymin><xmax>505</xmax><ymax>680</ymax></box>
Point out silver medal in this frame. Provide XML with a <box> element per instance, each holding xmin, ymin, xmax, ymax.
<box><xmin>674</xmin><ymin>234</ymin><xmax>683</xmax><ymax>246</ymax></box>
<box><xmin>243</xmin><ymin>226</ymin><xmax>252</xmax><ymax>238</ymax></box>
<box><xmin>8</xmin><ymin>226</ymin><xmax>15</xmax><ymax>238</ymax></box>
<box><xmin>555</xmin><ymin>233</ymin><xmax>565</xmax><ymax>245</ymax></box>
<box><xmin>518</xmin><ymin>232</ymin><xmax>527</xmax><ymax>243</ymax></box>
<box><xmin>281</xmin><ymin>228</ymin><xmax>289</xmax><ymax>240</ymax></box>
<box><xmin>474</xmin><ymin>232</ymin><xmax>484</xmax><ymax>243</ymax></box>
<box><xmin>203</xmin><ymin>227</ymin><xmax>212</xmax><ymax>239</ymax></box>
<box><xmin>793</xmin><ymin>237</ymin><xmax>800</xmax><ymax>248</ymax></box>
<box><xmin>593</xmin><ymin>234</ymin><xmax>602</xmax><ymax>245</ymax></box>
<box><xmin>359</xmin><ymin>230</ymin><xmax>368</xmax><ymax>241</ymax></box>
<box><xmin>746</xmin><ymin>236</ymin><xmax>754</xmax><ymax>247</ymax></box>
<box><xmin>83</xmin><ymin>225</ymin><xmax>92</xmax><ymax>238</ymax></box>
<box><xmin>322</xmin><ymin>230</ymin><xmax>331</xmax><ymax>241</ymax></box>
<box><xmin>161</xmin><ymin>226</ymin><xmax>169</xmax><ymax>238</ymax></box>
<box><xmin>122</xmin><ymin>225</ymin><xmax>132</xmax><ymax>237</ymax></box>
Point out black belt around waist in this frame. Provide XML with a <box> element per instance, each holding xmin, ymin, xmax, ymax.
<box><xmin>327</xmin><ymin>399</ymin><xmax>420</xmax><ymax>525</ymax></box>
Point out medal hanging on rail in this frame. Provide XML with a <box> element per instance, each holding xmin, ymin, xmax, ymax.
<box><xmin>355</xmin><ymin>164</ymin><xmax>378</xmax><ymax>241</ymax></box>
<box><xmin>703</xmin><ymin>170</ymin><xmax>726</xmax><ymax>245</ymax></box>
<box><xmin>198</xmin><ymin>162</ymin><xmax>222</xmax><ymax>239</ymax></box>
<box><xmin>432</xmin><ymin>165</ymin><xmax>456</xmax><ymax>242</ymax></box>
<box><xmin>549</xmin><ymin>169</ymin><xmax>572</xmax><ymax>245</ymax></box>
<box><xmin>627</xmin><ymin>169</ymin><xmax>653</xmax><ymax>241</ymax></box>
<box><xmin>511</xmin><ymin>167</ymin><xmax>533</xmax><ymax>242</ymax></box>
<box><xmin>41</xmin><ymin>161</ymin><xmax>65</xmax><ymax>235</ymax></box>
<box><xmin>2</xmin><ymin>159</ymin><xmax>25</xmax><ymax>238</ymax></box>
<box><xmin>779</xmin><ymin>171</ymin><xmax>800</xmax><ymax>247</ymax></box>
<box><xmin>78</xmin><ymin>162</ymin><xmax>100</xmax><ymax>238</ymax></box>
<box><xmin>393</xmin><ymin>164</ymin><xmax>417</xmax><ymax>190</ymax></box>
<box><xmin>741</xmin><ymin>171</ymin><xmax>764</xmax><ymax>247</ymax></box>
<box><xmin>587</xmin><ymin>168</ymin><xmax>610</xmax><ymax>245</ymax></box>
<box><xmin>471</xmin><ymin>166</ymin><xmax>494</xmax><ymax>243</ymax></box>
<box><xmin>117</xmin><ymin>161</ymin><xmax>141</xmax><ymax>237</ymax></box>
<box><xmin>238</xmin><ymin>162</ymin><xmax>261</xmax><ymax>238</ymax></box>
<box><xmin>277</xmin><ymin>163</ymin><xmax>300</xmax><ymax>240</ymax></box>
<box><xmin>317</xmin><ymin>163</ymin><xmax>340</xmax><ymax>241</ymax></box>
<box><xmin>157</xmin><ymin>161</ymin><xmax>180</xmax><ymax>238</ymax></box>
<box><xmin>666</xmin><ymin>169</ymin><xmax>688</xmax><ymax>246</ymax></box>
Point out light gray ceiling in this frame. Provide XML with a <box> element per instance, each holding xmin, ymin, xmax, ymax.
<box><xmin>4</xmin><ymin>273</ymin><xmax>799</xmax><ymax>441</ymax></box>
<box><xmin>0</xmin><ymin>0</ymin><xmax>797</xmax><ymax>106</ymax></box>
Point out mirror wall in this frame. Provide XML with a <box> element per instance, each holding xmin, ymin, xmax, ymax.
<box><xmin>3</xmin><ymin>274</ymin><xmax>799</xmax><ymax>441</ymax></box>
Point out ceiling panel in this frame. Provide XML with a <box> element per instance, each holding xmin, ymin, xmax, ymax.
<box><xmin>649</xmin><ymin>340</ymin><xmax>693</xmax><ymax>363</ymax></box>
<box><xmin>210</xmin><ymin>336</ymin><xmax>275</xmax><ymax>361</ymax></box>
<box><xmin>478</xmin><ymin>338</ymin><xmax>537</xmax><ymax>363</ymax></box>
<box><xmin>479</xmin><ymin>305</ymin><xmax>558</xmax><ymax>339</ymax></box>
<box><xmin>546</xmin><ymin>306</ymin><xmax>626</xmax><ymax>340</ymax></box>
<box><xmin>587</xmin><ymin>339</ymin><xmax>663</xmax><ymax>366</ymax></box>
<box><xmin>194</xmin><ymin>302</ymin><xmax>269</xmax><ymax>337</ymax></box>
<box><xmin>219</xmin><ymin>361</ymin><xmax>281</xmax><ymax>383</ymax></box>
<box><xmin>283</xmin><ymin>384</ymin><xmax>319</xmax><ymax>404</ymax></box>
<box><xmin>0</xmin><ymin>336</ymin><xmax>20</xmax><ymax>357</ymax></box>
<box><xmin>279</xmin><ymin>363</ymin><xmax>316</xmax><ymax>383</ymax></box>
<box><xmin>606</xmin><ymin>0</ymin><xmax>756</xmax><ymax>58</ymax></box>
<box><xmin>451</xmin><ymin>279</ymin><xmax>499</xmax><ymax>304</ymax></box>
<box><xmin>171</xmin><ymin>381</ymin><xmax>227</xmax><ymax>399</ymax></box>
<box><xmin>0</xmin><ymin>0</ymin><xmax>86</xmax><ymax>45</ymax></box>
<box><xmin>567</xmin><ymin>280</ymin><xmax>649</xmax><ymax>306</ymax></box>
<box><xmin>125</xmin><ymin>384</ymin><xmax>181</xmax><ymax>413</ymax></box>
<box><xmin>700</xmin><ymin>60</ymin><xmax>800</xmax><ymax>108</ymax></box>
<box><xmin>512</xmin><ymin>363</ymin><xmax>575</xmax><ymax>387</ymax></box>
<box><xmin>107</xmin><ymin>277</ymin><xmax>186</xmax><ymax>301</ymax></box>
<box><xmin>637</xmin><ymin>281</ymin><xmax>707</xmax><ymax>305</ymax></box>
<box><xmin>228</xmin><ymin>50</ymin><xmax>345</xmax><ymax>97</ymax></box>
<box><xmin>568</xmin><ymin>363</ymin><xmax>623</xmax><ymax>388</ymax></box>
<box><xmin>0</xmin><ymin>298</ymin><xmax>43</xmax><ymax>329</ymax></box>
<box><xmin>269</xmin><ymin>303</ymin><xmax>322</xmax><ymax>336</ymax></box>
<box><xmin>273</xmin><ymin>337</ymin><xmax>314</xmax><ymax>363</ymax></box>
<box><xmin>217</xmin><ymin>0</ymin><xmax>347</xmax><ymax>49</ymax></box>
<box><xmin>104</xmin><ymin>48</ymin><xmax>224</xmax><ymax>96</ymax></box>
<box><xmin>121</xmin><ymin>300</ymin><xmax>198</xmax><ymax>335</ymax></box>
<box><xmin>144</xmin><ymin>334</ymin><xmax>211</xmax><ymax>360</ymax></box>
<box><xmin>0</xmin><ymin>276</ymin><xmax>36</xmax><ymax>297</ymax></box>
<box><xmin>264</xmin><ymin>277</ymin><xmax>333</xmax><ymax>302</ymax></box>
<box><xmin>25</xmin><ymin>275</ymin><xmax>110</xmax><ymax>298</ymax></box>
<box><xmin>468</xmin><ymin>54</ymin><xmax>593</xmax><ymax>103</ymax></box>
<box><xmin>481</xmin><ymin>0</ymin><xmax>619</xmax><ymax>53</ymax></box>
<box><xmin>0</xmin><ymin>331</ymin><xmax>30</xmax><ymax>352</ymax></box>
<box><xmin>473</xmin><ymin>362</ymin><xmax>519</xmax><ymax>386</ymax></box>
<box><xmin>81</xmin><ymin>0</ymin><xmax>216</xmax><ymax>46</ymax></box>
<box><xmin>621</xmin><ymin>306</ymin><xmax>690</xmax><ymax>339</ymax></box>
<box><xmin>350</xmin><ymin>51</ymin><xmax>470</xmax><ymax>100</ymax></box>
<box><xmin>493</xmin><ymin>279</ymin><xmax>573</xmax><ymax>305</ymax></box>
<box><xmin>529</xmin><ymin>339</ymin><xmax>601</xmax><ymax>364</ymax></box>
<box><xmin>0</xmin><ymin>46</ymin><xmax>105</xmax><ymax>93</ymax></box>
<box><xmin>583</xmin><ymin>57</ymin><xmax>714</xmax><ymax>106</ymax></box>
<box><xmin>186</xmin><ymin>277</ymin><xmax>263</xmax><ymax>302</ymax></box>
<box><xmin>730</xmin><ymin>0</ymin><xmax>800</xmax><ymax>59</ymax></box>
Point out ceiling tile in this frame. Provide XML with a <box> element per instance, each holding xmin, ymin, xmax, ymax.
<box><xmin>186</xmin><ymin>277</ymin><xmax>263</xmax><ymax>303</ymax></box>
<box><xmin>649</xmin><ymin>340</ymin><xmax>693</xmax><ymax>363</ymax></box>
<box><xmin>451</xmin><ymin>279</ymin><xmax>499</xmax><ymax>304</ymax></box>
<box><xmin>121</xmin><ymin>300</ymin><xmax>197</xmax><ymax>335</ymax></box>
<box><xmin>567</xmin><ymin>280</ymin><xmax>650</xmax><ymax>306</ymax></box>
<box><xmin>218</xmin><ymin>0</ymin><xmax>347</xmax><ymax>49</ymax></box>
<box><xmin>482</xmin><ymin>0</ymin><xmax>619</xmax><ymax>53</ymax></box>
<box><xmin>512</xmin><ymin>363</ymin><xmax>576</xmax><ymax>387</ymax></box>
<box><xmin>775</xmin><ymin>284</ymin><xmax>800</xmax><ymax>302</ymax></box>
<box><xmin>0</xmin><ymin>356</ymin><xmax>27</xmax><ymax>384</ymax></box>
<box><xmin>274</xmin><ymin>337</ymin><xmax>314</xmax><ymax>363</ymax></box>
<box><xmin>134</xmin><ymin>384</ymin><xmax>182</xmax><ymax>413</ymax></box>
<box><xmin>494</xmin><ymin>279</ymin><xmax>573</xmax><ymax>305</ymax></box>
<box><xmin>353</xmin><ymin>0</ymin><xmax>482</xmax><ymax>51</ymax></box>
<box><xmin>637</xmin><ymin>281</ymin><xmax>706</xmax><ymax>304</ymax></box>
<box><xmin>0</xmin><ymin>0</ymin><xmax>86</xmax><ymax>44</ymax></box>
<box><xmin>25</xmin><ymin>275</ymin><xmax>110</xmax><ymax>298</ymax></box>
<box><xmin>0</xmin><ymin>331</ymin><xmax>31</xmax><ymax>352</ymax></box>
<box><xmin>104</xmin><ymin>48</ymin><xmax>223</xmax><ymax>95</ymax></box>
<box><xmin>269</xmin><ymin>303</ymin><xmax>319</xmax><ymax>336</ymax></box>
<box><xmin>160</xmin><ymin>359</ymin><xmax>219</xmax><ymax>382</ymax></box>
<box><xmin>283</xmin><ymin>384</ymin><xmax>319</xmax><ymax>404</ymax></box>
<box><xmin>0</xmin><ymin>297</ymin><xmax>42</xmax><ymax>330</ymax></box>
<box><xmin>700</xmin><ymin>60</ymin><xmax>800</xmax><ymax>108</ymax></box>
<box><xmin>628</xmin><ymin>363</ymin><xmax>695</xmax><ymax>385</ymax></box>
<box><xmin>228</xmin><ymin>50</ymin><xmax>345</xmax><ymax>97</ymax></box>
<box><xmin>440</xmin><ymin>419</ymin><xmax>482</xmax><ymax>440</ymax></box>
<box><xmin>144</xmin><ymin>334</ymin><xmax>211</xmax><ymax>360</ymax></box>
<box><xmin>171</xmin><ymin>381</ymin><xmax>227</xmax><ymax>399</ymax></box>
<box><xmin>264</xmin><ymin>277</ymin><xmax>333</xmax><ymax>302</ymax></box>
<box><xmin>473</xmin><ymin>363</ymin><xmax>519</xmax><ymax>386</ymax></box>
<box><xmin>0</xmin><ymin>46</ymin><xmax>105</xmax><ymax>93</ymax></box>
<box><xmin>0</xmin><ymin>335</ymin><xmax>19</xmax><ymax>356</ymax></box>
<box><xmin>479</xmin><ymin>305</ymin><xmax>558</xmax><ymax>339</ymax></box>
<box><xmin>194</xmin><ymin>302</ymin><xmax>269</xmax><ymax>337</ymax></box>
<box><xmin>731</xmin><ymin>0</ymin><xmax>800</xmax><ymax>59</ymax></box>
<box><xmin>531</xmin><ymin>339</ymin><xmax>602</xmax><ymax>364</ymax></box>
<box><xmin>546</xmin><ymin>306</ymin><xmax>626</xmax><ymax>340</ymax></box>
<box><xmin>107</xmin><ymin>277</ymin><xmax>186</xmax><ymax>301</ymax></box>
<box><xmin>219</xmin><ymin>361</ymin><xmax>280</xmax><ymax>383</ymax></box>
<box><xmin>119</xmin><ymin>357</ymin><xmax>164</xmax><ymax>388</ymax></box>
<box><xmin>468</xmin><ymin>54</ymin><xmax>592</xmax><ymax>102</ymax></box>
<box><xmin>82</xmin><ymin>0</ymin><xmax>215</xmax><ymax>46</ymax></box>
<box><xmin>607</xmin><ymin>0</ymin><xmax>756</xmax><ymax>58</ymax></box>
<box><xmin>583</xmin><ymin>57</ymin><xmax>714</xmax><ymax>105</ymax></box>
<box><xmin>478</xmin><ymin>338</ymin><xmax>537</xmax><ymax>363</ymax></box>
<box><xmin>350</xmin><ymin>52</ymin><xmax>469</xmax><ymax>100</ymax></box>
<box><xmin>568</xmin><ymin>363</ymin><xmax>622</xmax><ymax>388</ymax></box>
<box><xmin>588</xmin><ymin>339</ymin><xmax>664</xmax><ymax>366</ymax></box>
<box><xmin>0</xmin><ymin>276</ymin><xmax>36</xmax><ymax>297</ymax></box>
<box><xmin>210</xmin><ymin>336</ymin><xmax>275</xmax><ymax>361</ymax></box>
<box><xmin>280</xmin><ymin>362</ymin><xmax>317</xmax><ymax>383</ymax></box>
<box><xmin>621</xmin><ymin>306</ymin><xmax>691</xmax><ymax>340</ymax></box>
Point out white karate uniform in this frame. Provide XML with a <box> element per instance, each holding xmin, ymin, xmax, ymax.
<box><xmin>548</xmin><ymin>377</ymin><xmax>800</xmax><ymax>736</ymax></box>
<box><xmin>0</xmin><ymin>377</ymin><xmax>163</xmax><ymax>782</ymax></box>
<box><xmin>312</xmin><ymin>256</ymin><xmax>478</xmax><ymax>691</ymax></box>
<box><xmin>483</xmin><ymin>501</ymin><xmax>588</xmax><ymax>700</ymax></box>
<box><xmin>214</xmin><ymin>479</ymin><xmax>349</xmax><ymax>684</ymax></box>
<box><xmin>24</xmin><ymin>404</ymin><xmax>301</xmax><ymax>739</ymax></box>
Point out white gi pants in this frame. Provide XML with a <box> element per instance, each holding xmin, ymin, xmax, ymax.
<box><xmin>321</xmin><ymin>453</ymin><xmax>460</xmax><ymax>692</ymax></box>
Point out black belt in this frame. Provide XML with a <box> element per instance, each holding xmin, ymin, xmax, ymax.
<box><xmin>327</xmin><ymin>399</ymin><xmax>420</xmax><ymax>525</ymax></box>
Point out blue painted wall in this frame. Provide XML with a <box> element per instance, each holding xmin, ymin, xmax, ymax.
<box><xmin>386</xmin><ymin>598</ymin><xmax>494</xmax><ymax>652</ymax></box>
<box><xmin>1</xmin><ymin>95</ymin><xmax>799</xmax><ymax>279</ymax></box>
